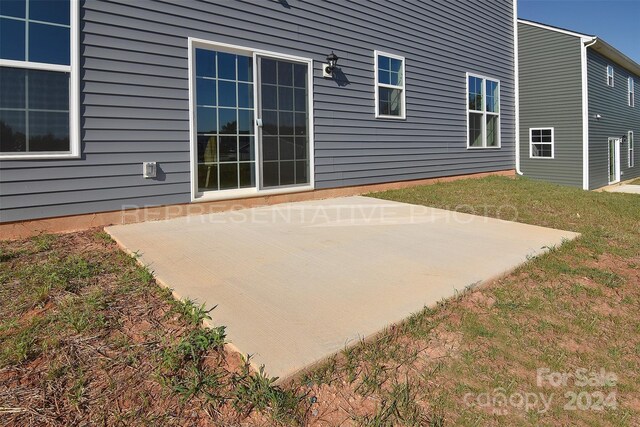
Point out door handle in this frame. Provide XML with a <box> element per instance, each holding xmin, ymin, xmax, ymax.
<box><xmin>256</xmin><ymin>118</ymin><xmax>263</xmax><ymax>127</ymax></box>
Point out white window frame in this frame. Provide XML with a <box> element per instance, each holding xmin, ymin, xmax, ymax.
<box><xmin>529</xmin><ymin>127</ymin><xmax>555</xmax><ymax>159</ymax></box>
<box><xmin>466</xmin><ymin>72</ymin><xmax>501</xmax><ymax>149</ymax></box>
<box><xmin>374</xmin><ymin>50</ymin><xmax>406</xmax><ymax>120</ymax></box>
<box><xmin>0</xmin><ymin>0</ymin><xmax>80</xmax><ymax>160</ymax></box>
<box><xmin>629</xmin><ymin>131</ymin><xmax>635</xmax><ymax>168</ymax></box>
<box><xmin>629</xmin><ymin>77</ymin><xmax>635</xmax><ymax>107</ymax></box>
<box><xmin>606</xmin><ymin>65</ymin><xmax>614</xmax><ymax>87</ymax></box>
<box><xmin>187</xmin><ymin>37</ymin><xmax>315</xmax><ymax>202</ymax></box>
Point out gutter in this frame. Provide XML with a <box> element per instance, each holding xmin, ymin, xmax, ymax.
<box><xmin>514</xmin><ymin>0</ymin><xmax>522</xmax><ymax>175</ymax></box>
<box><xmin>581</xmin><ymin>37</ymin><xmax>597</xmax><ymax>190</ymax></box>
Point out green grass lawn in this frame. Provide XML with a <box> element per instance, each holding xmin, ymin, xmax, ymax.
<box><xmin>1</xmin><ymin>176</ymin><xmax>639</xmax><ymax>426</ymax></box>
<box><xmin>296</xmin><ymin>176</ymin><xmax>640</xmax><ymax>426</ymax></box>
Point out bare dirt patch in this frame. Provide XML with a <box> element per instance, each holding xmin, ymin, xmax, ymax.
<box><xmin>0</xmin><ymin>230</ymin><xmax>305</xmax><ymax>426</ymax></box>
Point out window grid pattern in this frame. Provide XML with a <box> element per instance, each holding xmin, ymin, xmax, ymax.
<box><xmin>376</xmin><ymin>52</ymin><xmax>405</xmax><ymax>118</ymax></box>
<box><xmin>629</xmin><ymin>77</ymin><xmax>635</xmax><ymax>107</ymax></box>
<box><xmin>530</xmin><ymin>128</ymin><xmax>554</xmax><ymax>158</ymax></box>
<box><xmin>0</xmin><ymin>0</ymin><xmax>72</xmax><ymax>155</ymax></box>
<box><xmin>260</xmin><ymin>58</ymin><xmax>309</xmax><ymax>188</ymax></box>
<box><xmin>607</xmin><ymin>65</ymin><xmax>614</xmax><ymax>87</ymax></box>
<box><xmin>467</xmin><ymin>74</ymin><xmax>500</xmax><ymax>148</ymax></box>
<box><xmin>0</xmin><ymin>67</ymin><xmax>70</xmax><ymax>153</ymax></box>
<box><xmin>629</xmin><ymin>131</ymin><xmax>635</xmax><ymax>168</ymax></box>
<box><xmin>0</xmin><ymin>0</ymin><xmax>71</xmax><ymax>65</ymax></box>
<box><xmin>195</xmin><ymin>49</ymin><xmax>256</xmax><ymax>192</ymax></box>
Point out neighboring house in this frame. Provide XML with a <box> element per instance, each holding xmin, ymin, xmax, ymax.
<box><xmin>0</xmin><ymin>0</ymin><xmax>517</xmax><ymax>232</ymax></box>
<box><xmin>518</xmin><ymin>19</ymin><xmax>640</xmax><ymax>189</ymax></box>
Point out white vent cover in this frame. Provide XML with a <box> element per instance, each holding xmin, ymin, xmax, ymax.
<box><xmin>142</xmin><ymin>162</ymin><xmax>157</xmax><ymax>179</ymax></box>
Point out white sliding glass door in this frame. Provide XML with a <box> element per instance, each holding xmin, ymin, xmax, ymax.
<box><xmin>190</xmin><ymin>40</ymin><xmax>313</xmax><ymax>200</ymax></box>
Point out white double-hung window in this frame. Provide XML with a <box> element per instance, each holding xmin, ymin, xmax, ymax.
<box><xmin>0</xmin><ymin>0</ymin><xmax>79</xmax><ymax>159</ymax></box>
<box><xmin>374</xmin><ymin>51</ymin><xmax>405</xmax><ymax>119</ymax></box>
<box><xmin>607</xmin><ymin>65</ymin><xmax>614</xmax><ymax>87</ymax></box>
<box><xmin>629</xmin><ymin>77</ymin><xmax>635</xmax><ymax>107</ymax></box>
<box><xmin>629</xmin><ymin>131</ymin><xmax>635</xmax><ymax>168</ymax></box>
<box><xmin>530</xmin><ymin>128</ymin><xmax>554</xmax><ymax>158</ymax></box>
<box><xmin>467</xmin><ymin>73</ymin><xmax>500</xmax><ymax>148</ymax></box>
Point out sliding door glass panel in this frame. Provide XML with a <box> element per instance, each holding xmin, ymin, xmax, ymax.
<box><xmin>195</xmin><ymin>48</ymin><xmax>255</xmax><ymax>193</ymax></box>
<box><xmin>259</xmin><ymin>58</ymin><xmax>309</xmax><ymax>188</ymax></box>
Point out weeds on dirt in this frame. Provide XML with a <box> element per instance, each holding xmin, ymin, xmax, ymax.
<box><xmin>173</xmin><ymin>299</ymin><xmax>216</xmax><ymax>326</ymax></box>
<box><xmin>0</xmin><ymin>231</ymin><xmax>304</xmax><ymax>426</ymax></box>
<box><xmin>2</xmin><ymin>176</ymin><xmax>640</xmax><ymax>426</ymax></box>
<box><xmin>295</xmin><ymin>176</ymin><xmax>640</xmax><ymax>425</ymax></box>
<box><xmin>232</xmin><ymin>359</ymin><xmax>304</xmax><ymax>424</ymax></box>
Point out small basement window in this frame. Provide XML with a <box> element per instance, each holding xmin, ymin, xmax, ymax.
<box><xmin>606</xmin><ymin>65</ymin><xmax>614</xmax><ymax>87</ymax></box>
<box><xmin>629</xmin><ymin>77</ymin><xmax>635</xmax><ymax>107</ymax></box>
<box><xmin>375</xmin><ymin>51</ymin><xmax>405</xmax><ymax>119</ymax></box>
<box><xmin>530</xmin><ymin>128</ymin><xmax>554</xmax><ymax>158</ymax></box>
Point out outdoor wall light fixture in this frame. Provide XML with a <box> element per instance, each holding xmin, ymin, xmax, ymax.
<box><xmin>595</xmin><ymin>113</ymin><xmax>603</xmax><ymax>120</ymax></box>
<box><xmin>322</xmin><ymin>51</ymin><xmax>339</xmax><ymax>78</ymax></box>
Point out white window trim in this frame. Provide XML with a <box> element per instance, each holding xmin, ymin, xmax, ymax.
<box><xmin>466</xmin><ymin>72</ymin><xmax>501</xmax><ymax>149</ymax></box>
<box><xmin>374</xmin><ymin>50</ymin><xmax>406</xmax><ymax>120</ymax></box>
<box><xmin>0</xmin><ymin>0</ymin><xmax>80</xmax><ymax>160</ymax></box>
<box><xmin>629</xmin><ymin>77</ymin><xmax>635</xmax><ymax>107</ymax></box>
<box><xmin>629</xmin><ymin>131</ymin><xmax>635</xmax><ymax>168</ymax></box>
<box><xmin>606</xmin><ymin>65</ymin><xmax>614</xmax><ymax>87</ymax></box>
<box><xmin>608</xmin><ymin>137</ymin><xmax>621</xmax><ymax>185</ymax></box>
<box><xmin>529</xmin><ymin>127</ymin><xmax>555</xmax><ymax>159</ymax></box>
<box><xmin>187</xmin><ymin>37</ymin><xmax>315</xmax><ymax>202</ymax></box>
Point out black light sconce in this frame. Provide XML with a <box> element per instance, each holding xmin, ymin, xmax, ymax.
<box><xmin>323</xmin><ymin>51</ymin><xmax>339</xmax><ymax>78</ymax></box>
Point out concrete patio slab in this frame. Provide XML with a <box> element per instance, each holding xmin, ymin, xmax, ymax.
<box><xmin>105</xmin><ymin>196</ymin><xmax>579</xmax><ymax>380</ymax></box>
<box><xmin>604</xmin><ymin>184</ymin><xmax>640</xmax><ymax>194</ymax></box>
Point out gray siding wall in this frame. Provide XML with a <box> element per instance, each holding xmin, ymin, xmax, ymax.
<box><xmin>587</xmin><ymin>49</ymin><xmax>640</xmax><ymax>189</ymax></box>
<box><xmin>517</xmin><ymin>23</ymin><xmax>584</xmax><ymax>187</ymax></box>
<box><xmin>0</xmin><ymin>0</ymin><xmax>516</xmax><ymax>223</ymax></box>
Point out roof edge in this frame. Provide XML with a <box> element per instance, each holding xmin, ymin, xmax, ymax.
<box><xmin>518</xmin><ymin>19</ymin><xmax>640</xmax><ymax>77</ymax></box>
<box><xmin>518</xmin><ymin>19</ymin><xmax>594</xmax><ymax>39</ymax></box>
<box><xmin>588</xmin><ymin>38</ymin><xmax>640</xmax><ymax>78</ymax></box>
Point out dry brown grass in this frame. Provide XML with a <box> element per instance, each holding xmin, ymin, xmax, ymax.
<box><xmin>294</xmin><ymin>176</ymin><xmax>640</xmax><ymax>425</ymax></box>
<box><xmin>0</xmin><ymin>231</ymin><xmax>306</xmax><ymax>426</ymax></box>
<box><xmin>1</xmin><ymin>176</ymin><xmax>639</xmax><ymax>426</ymax></box>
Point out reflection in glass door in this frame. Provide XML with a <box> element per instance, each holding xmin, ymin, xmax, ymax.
<box><xmin>258</xmin><ymin>57</ymin><xmax>310</xmax><ymax>188</ymax></box>
<box><xmin>194</xmin><ymin>48</ymin><xmax>255</xmax><ymax>193</ymax></box>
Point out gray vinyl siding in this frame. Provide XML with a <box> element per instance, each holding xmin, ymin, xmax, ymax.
<box><xmin>0</xmin><ymin>0</ymin><xmax>516</xmax><ymax>223</ymax></box>
<box><xmin>587</xmin><ymin>49</ymin><xmax>640</xmax><ymax>189</ymax></box>
<box><xmin>517</xmin><ymin>23</ymin><xmax>584</xmax><ymax>187</ymax></box>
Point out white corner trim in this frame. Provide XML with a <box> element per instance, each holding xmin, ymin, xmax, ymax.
<box><xmin>514</xmin><ymin>0</ymin><xmax>522</xmax><ymax>174</ymax></box>
<box><xmin>581</xmin><ymin>38</ymin><xmax>596</xmax><ymax>190</ymax></box>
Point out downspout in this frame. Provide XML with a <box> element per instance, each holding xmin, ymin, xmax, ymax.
<box><xmin>581</xmin><ymin>37</ymin><xmax>597</xmax><ymax>190</ymax></box>
<box><xmin>513</xmin><ymin>0</ymin><xmax>523</xmax><ymax>175</ymax></box>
